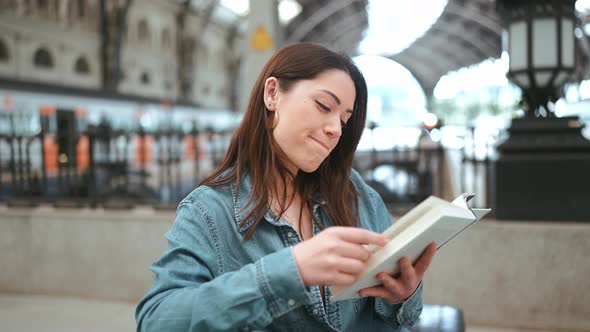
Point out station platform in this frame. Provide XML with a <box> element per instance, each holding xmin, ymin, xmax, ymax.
<box><xmin>0</xmin><ymin>293</ymin><xmax>136</xmax><ymax>332</ymax></box>
<box><xmin>0</xmin><ymin>293</ymin><xmax>560</xmax><ymax>332</ymax></box>
<box><xmin>0</xmin><ymin>206</ymin><xmax>588</xmax><ymax>331</ymax></box>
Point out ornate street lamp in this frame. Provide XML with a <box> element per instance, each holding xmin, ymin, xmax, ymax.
<box><xmin>494</xmin><ymin>0</ymin><xmax>590</xmax><ymax>222</ymax></box>
<box><xmin>498</xmin><ymin>0</ymin><xmax>576</xmax><ymax>117</ymax></box>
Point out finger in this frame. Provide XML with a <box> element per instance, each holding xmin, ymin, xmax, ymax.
<box><xmin>331</xmin><ymin>272</ymin><xmax>356</xmax><ymax>286</ymax></box>
<box><xmin>399</xmin><ymin>257</ymin><xmax>415</xmax><ymax>284</ymax></box>
<box><xmin>414</xmin><ymin>242</ymin><xmax>437</xmax><ymax>276</ymax></box>
<box><xmin>336</xmin><ymin>257</ymin><xmax>366</xmax><ymax>275</ymax></box>
<box><xmin>358</xmin><ymin>286</ymin><xmax>391</xmax><ymax>300</ymax></box>
<box><xmin>376</xmin><ymin>272</ymin><xmax>404</xmax><ymax>295</ymax></box>
<box><xmin>337</xmin><ymin>242</ymin><xmax>371</xmax><ymax>261</ymax></box>
<box><xmin>331</xmin><ymin>227</ymin><xmax>388</xmax><ymax>246</ymax></box>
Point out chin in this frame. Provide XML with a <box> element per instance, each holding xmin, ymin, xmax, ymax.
<box><xmin>297</xmin><ymin>159</ymin><xmax>325</xmax><ymax>173</ymax></box>
<box><xmin>299</xmin><ymin>165</ymin><xmax>320</xmax><ymax>173</ymax></box>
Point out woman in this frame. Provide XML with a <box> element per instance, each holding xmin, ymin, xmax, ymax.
<box><xmin>135</xmin><ymin>42</ymin><xmax>436</xmax><ymax>331</ymax></box>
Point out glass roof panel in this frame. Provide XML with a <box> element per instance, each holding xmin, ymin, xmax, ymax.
<box><xmin>218</xmin><ymin>0</ymin><xmax>301</xmax><ymax>25</ymax></box>
<box><xmin>359</xmin><ymin>0</ymin><xmax>448</xmax><ymax>56</ymax></box>
<box><xmin>576</xmin><ymin>0</ymin><xmax>590</xmax><ymax>14</ymax></box>
<box><xmin>279</xmin><ymin>0</ymin><xmax>302</xmax><ymax>25</ymax></box>
<box><xmin>220</xmin><ymin>0</ymin><xmax>249</xmax><ymax>16</ymax></box>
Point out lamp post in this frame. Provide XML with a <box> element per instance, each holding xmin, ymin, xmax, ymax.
<box><xmin>495</xmin><ymin>0</ymin><xmax>590</xmax><ymax>221</ymax></box>
<box><xmin>499</xmin><ymin>0</ymin><xmax>576</xmax><ymax>118</ymax></box>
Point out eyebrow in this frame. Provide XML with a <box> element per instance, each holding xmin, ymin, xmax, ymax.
<box><xmin>319</xmin><ymin>89</ymin><xmax>353</xmax><ymax>113</ymax></box>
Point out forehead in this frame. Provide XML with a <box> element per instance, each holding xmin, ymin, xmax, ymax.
<box><xmin>296</xmin><ymin>69</ymin><xmax>356</xmax><ymax>110</ymax></box>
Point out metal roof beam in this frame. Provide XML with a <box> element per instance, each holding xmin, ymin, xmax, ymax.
<box><xmin>286</xmin><ymin>0</ymin><xmax>365</xmax><ymax>43</ymax></box>
<box><xmin>431</xmin><ymin>25</ymin><xmax>499</xmax><ymax>57</ymax></box>
<box><xmin>330</xmin><ymin>27</ymin><xmax>364</xmax><ymax>54</ymax></box>
<box><xmin>314</xmin><ymin>11</ymin><xmax>366</xmax><ymax>44</ymax></box>
<box><xmin>394</xmin><ymin>44</ymin><xmax>462</xmax><ymax>75</ymax></box>
<box><xmin>388</xmin><ymin>56</ymin><xmax>439</xmax><ymax>97</ymax></box>
<box><xmin>444</xmin><ymin>1</ymin><xmax>502</xmax><ymax>34</ymax></box>
<box><xmin>408</xmin><ymin>33</ymin><xmax>486</xmax><ymax>68</ymax></box>
<box><xmin>393</xmin><ymin>53</ymin><xmax>448</xmax><ymax>84</ymax></box>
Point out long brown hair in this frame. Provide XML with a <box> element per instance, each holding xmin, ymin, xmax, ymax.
<box><xmin>200</xmin><ymin>42</ymin><xmax>368</xmax><ymax>239</ymax></box>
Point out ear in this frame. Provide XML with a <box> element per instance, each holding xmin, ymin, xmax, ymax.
<box><xmin>263</xmin><ymin>77</ymin><xmax>280</xmax><ymax>111</ymax></box>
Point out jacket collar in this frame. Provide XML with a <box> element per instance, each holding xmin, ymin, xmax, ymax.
<box><xmin>230</xmin><ymin>170</ymin><xmax>327</xmax><ymax>233</ymax></box>
<box><xmin>231</xmin><ymin>170</ymin><xmax>260</xmax><ymax>233</ymax></box>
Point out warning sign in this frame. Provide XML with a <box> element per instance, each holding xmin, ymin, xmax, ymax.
<box><xmin>251</xmin><ymin>25</ymin><xmax>274</xmax><ymax>51</ymax></box>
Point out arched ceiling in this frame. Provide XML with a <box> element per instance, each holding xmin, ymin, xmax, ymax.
<box><xmin>198</xmin><ymin>0</ymin><xmax>369</xmax><ymax>55</ymax></box>
<box><xmin>389</xmin><ymin>0</ymin><xmax>503</xmax><ymax>97</ymax></box>
<box><xmin>285</xmin><ymin>0</ymin><xmax>369</xmax><ymax>55</ymax></box>
<box><xmin>203</xmin><ymin>0</ymin><xmax>503</xmax><ymax>98</ymax></box>
<box><xmin>285</xmin><ymin>0</ymin><xmax>502</xmax><ymax>97</ymax></box>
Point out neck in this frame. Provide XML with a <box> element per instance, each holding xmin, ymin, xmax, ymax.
<box><xmin>269</xmin><ymin>167</ymin><xmax>298</xmax><ymax>213</ymax></box>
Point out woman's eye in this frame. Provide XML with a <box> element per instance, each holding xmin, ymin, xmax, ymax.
<box><xmin>315</xmin><ymin>100</ymin><xmax>330</xmax><ymax>112</ymax></box>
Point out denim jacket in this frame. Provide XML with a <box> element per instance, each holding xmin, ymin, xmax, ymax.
<box><xmin>135</xmin><ymin>169</ymin><xmax>423</xmax><ymax>331</ymax></box>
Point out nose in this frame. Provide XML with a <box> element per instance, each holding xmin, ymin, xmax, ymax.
<box><xmin>323</xmin><ymin>115</ymin><xmax>342</xmax><ymax>139</ymax></box>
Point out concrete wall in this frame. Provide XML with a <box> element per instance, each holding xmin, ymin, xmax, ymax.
<box><xmin>0</xmin><ymin>207</ymin><xmax>589</xmax><ymax>330</ymax></box>
<box><xmin>0</xmin><ymin>207</ymin><xmax>171</xmax><ymax>303</ymax></box>
<box><xmin>423</xmin><ymin>220</ymin><xmax>590</xmax><ymax>331</ymax></box>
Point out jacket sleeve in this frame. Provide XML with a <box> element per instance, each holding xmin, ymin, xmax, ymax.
<box><xmin>351</xmin><ymin>169</ymin><xmax>424</xmax><ymax>328</ymax></box>
<box><xmin>374</xmin><ymin>283</ymin><xmax>424</xmax><ymax>328</ymax></box>
<box><xmin>135</xmin><ymin>199</ymin><xmax>313</xmax><ymax>332</ymax></box>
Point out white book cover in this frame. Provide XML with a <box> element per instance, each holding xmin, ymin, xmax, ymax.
<box><xmin>331</xmin><ymin>193</ymin><xmax>491</xmax><ymax>301</ymax></box>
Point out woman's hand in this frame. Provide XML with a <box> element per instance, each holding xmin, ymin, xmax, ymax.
<box><xmin>292</xmin><ymin>227</ymin><xmax>388</xmax><ymax>287</ymax></box>
<box><xmin>358</xmin><ymin>242</ymin><xmax>437</xmax><ymax>304</ymax></box>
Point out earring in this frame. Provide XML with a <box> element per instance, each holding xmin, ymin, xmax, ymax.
<box><xmin>273</xmin><ymin>111</ymin><xmax>279</xmax><ymax>128</ymax></box>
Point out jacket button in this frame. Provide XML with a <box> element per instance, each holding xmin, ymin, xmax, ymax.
<box><xmin>312</xmin><ymin>308</ymin><xmax>319</xmax><ymax>315</ymax></box>
<box><xmin>288</xmin><ymin>299</ymin><xmax>295</xmax><ymax>306</ymax></box>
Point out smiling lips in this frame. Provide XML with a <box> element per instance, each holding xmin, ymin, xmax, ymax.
<box><xmin>310</xmin><ymin>136</ymin><xmax>330</xmax><ymax>151</ymax></box>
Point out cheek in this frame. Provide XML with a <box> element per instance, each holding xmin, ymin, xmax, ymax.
<box><xmin>272</xmin><ymin>99</ymin><xmax>319</xmax><ymax>152</ymax></box>
<box><xmin>286</xmin><ymin>98</ymin><xmax>313</xmax><ymax>119</ymax></box>
<box><xmin>273</xmin><ymin>123</ymin><xmax>304</xmax><ymax>151</ymax></box>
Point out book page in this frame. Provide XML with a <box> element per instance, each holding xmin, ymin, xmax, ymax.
<box><xmin>452</xmin><ymin>193</ymin><xmax>475</xmax><ymax>209</ymax></box>
<box><xmin>368</xmin><ymin>196</ymin><xmax>453</xmax><ymax>253</ymax></box>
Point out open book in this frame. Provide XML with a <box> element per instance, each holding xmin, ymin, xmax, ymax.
<box><xmin>331</xmin><ymin>193</ymin><xmax>490</xmax><ymax>301</ymax></box>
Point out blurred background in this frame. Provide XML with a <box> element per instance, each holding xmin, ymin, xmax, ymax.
<box><xmin>0</xmin><ymin>0</ymin><xmax>589</xmax><ymax>331</ymax></box>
